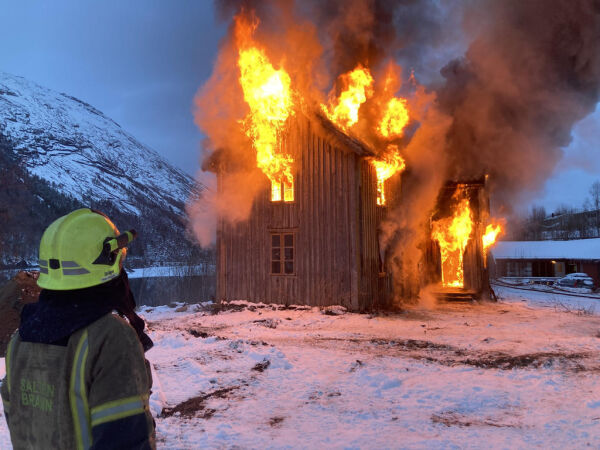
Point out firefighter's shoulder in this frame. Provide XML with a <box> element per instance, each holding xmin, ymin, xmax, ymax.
<box><xmin>87</xmin><ymin>313</ymin><xmax>142</xmax><ymax>351</ymax></box>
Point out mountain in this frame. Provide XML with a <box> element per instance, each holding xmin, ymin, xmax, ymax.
<box><xmin>0</xmin><ymin>72</ymin><xmax>207</xmax><ymax>267</ymax></box>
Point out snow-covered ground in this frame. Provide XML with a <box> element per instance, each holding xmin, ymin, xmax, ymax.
<box><xmin>495</xmin><ymin>283</ymin><xmax>599</xmax><ymax>314</ymax></box>
<box><xmin>127</xmin><ymin>265</ymin><xmax>215</xmax><ymax>279</ymax></box>
<box><xmin>1</xmin><ymin>292</ymin><xmax>599</xmax><ymax>449</ymax></box>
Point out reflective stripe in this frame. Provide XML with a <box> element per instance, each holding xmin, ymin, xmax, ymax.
<box><xmin>90</xmin><ymin>396</ymin><xmax>145</xmax><ymax>427</ymax></box>
<box><xmin>63</xmin><ymin>268</ymin><xmax>90</xmax><ymax>276</ymax></box>
<box><xmin>5</xmin><ymin>336</ymin><xmax>15</xmax><ymax>395</ymax></box>
<box><xmin>40</xmin><ymin>267</ymin><xmax>49</xmax><ymax>274</ymax></box>
<box><xmin>39</xmin><ymin>259</ymin><xmax>48</xmax><ymax>267</ymax></box>
<box><xmin>61</xmin><ymin>261</ymin><xmax>81</xmax><ymax>268</ymax></box>
<box><xmin>70</xmin><ymin>331</ymin><xmax>91</xmax><ymax>450</ymax></box>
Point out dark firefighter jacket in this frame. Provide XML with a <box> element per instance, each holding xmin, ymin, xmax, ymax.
<box><xmin>0</xmin><ymin>274</ymin><xmax>155</xmax><ymax>450</ymax></box>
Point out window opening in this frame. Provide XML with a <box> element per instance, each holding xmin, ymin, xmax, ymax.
<box><xmin>271</xmin><ymin>232</ymin><xmax>295</xmax><ymax>275</ymax></box>
<box><xmin>271</xmin><ymin>178</ymin><xmax>294</xmax><ymax>202</ymax></box>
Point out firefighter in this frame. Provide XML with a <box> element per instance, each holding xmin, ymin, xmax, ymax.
<box><xmin>1</xmin><ymin>208</ymin><xmax>155</xmax><ymax>449</ymax></box>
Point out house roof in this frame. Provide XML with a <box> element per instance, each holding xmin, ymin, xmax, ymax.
<box><xmin>310</xmin><ymin>112</ymin><xmax>376</xmax><ymax>157</ymax></box>
<box><xmin>202</xmin><ymin>111</ymin><xmax>376</xmax><ymax>174</ymax></box>
<box><xmin>492</xmin><ymin>239</ymin><xmax>600</xmax><ymax>261</ymax></box>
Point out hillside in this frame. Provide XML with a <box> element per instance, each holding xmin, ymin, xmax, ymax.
<box><xmin>0</xmin><ymin>72</ymin><xmax>207</xmax><ymax>266</ymax></box>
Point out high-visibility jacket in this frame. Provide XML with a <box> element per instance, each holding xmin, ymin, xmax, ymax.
<box><xmin>1</xmin><ymin>313</ymin><xmax>155</xmax><ymax>449</ymax></box>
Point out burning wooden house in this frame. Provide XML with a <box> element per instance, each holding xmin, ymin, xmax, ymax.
<box><xmin>210</xmin><ymin>114</ymin><xmax>399</xmax><ymax>311</ymax></box>
<box><xmin>201</xmin><ymin>12</ymin><xmax>500</xmax><ymax>310</ymax></box>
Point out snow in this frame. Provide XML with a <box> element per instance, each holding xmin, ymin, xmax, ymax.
<box><xmin>2</xmin><ymin>295</ymin><xmax>600</xmax><ymax>448</ymax></box>
<box><xmin>494</xmin><ymin>283</ymin><xmax>599</xmax><ymax>314</ymax></box>
<box><xmin>127</xmin><ymin>265</ymin><xmax>214</xmax><ymax>279</ymax></box>
<box><xmin>492</xmin><ymin>239</ymin><xmax>600</xmax><ymax>260</ymax></box>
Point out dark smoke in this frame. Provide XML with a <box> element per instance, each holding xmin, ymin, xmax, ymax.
<box><xmin>438</xmin><ymin>0</ymin><xmax>600</xmax><ymax>212</ymax></box>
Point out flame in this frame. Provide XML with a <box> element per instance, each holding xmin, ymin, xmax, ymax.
<box><xmin>322</xmin><ymin>65</ymin><xmax>374</xmax><ymax>131</ymax></box>
<box><xmin>483</xmin><ymin>223</ymin><xmax>502</xmax><ymax>251</ymax></box>
<box><xmin>431</xmin><ymin>196</ymin><xmax>473</xmax><ymax>288</ymax></box>
<box><xmin>377</xmin><ymin>97</ymin><xmax>409</xmax><ymax>138</ymax></box>
<box><xmin>235</xmin><ymin>15</ymin><xmax>295</xmax><ymax>201</ymax></box>
<box><xmin>370</xmin><ymin>146</ymin><xmax>405</xmax><ymax>206</ymax></box>
<box><xmin>482</xmin><ymin>222</ymin><xmax>503</xmax><ymax>266</ymax></box>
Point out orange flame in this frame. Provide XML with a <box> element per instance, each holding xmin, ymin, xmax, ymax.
<box><xmin>482</xmin><ymin>222</ymin><xmax>503</xmax><ymax>266</ymax></box>
<box><xmin>370</xmin><ymin>145</ymin><xmax>405</xmax><ymax>206</ymax></box>
<box><xmin>483</xmin><ymin>223</ymin><xmax>502</xmax><ymax>251</ymax></box>
<box><xmin>431</xmin><ymin>196</ymin><xmax>473</xmax><ymax>288</ymax></box>
<box><xmin>377</xmin><ymin>97</ymin><xmax>409</xmax><ymax>138</ymax></box>
<box><xmin>235</xmin><ymin>15</ymin><xmax>295</xmax><ymax>201</ymax></box>
<box><xmin>322</xmin><ymin>65</ymin><xmax>374</xmax><ymax>131</ymax></box>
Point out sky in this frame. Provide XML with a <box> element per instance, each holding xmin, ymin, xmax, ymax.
<box><xmin>1</xmin><ymin>1</ymin><xmax>599</xmax><ymax>215</ymax></box>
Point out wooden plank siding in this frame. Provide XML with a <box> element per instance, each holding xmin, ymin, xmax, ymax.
<box><xmin>216</xmin><ymin>115</ymin><xmax>380</xmax><ymax>309</ymax></box>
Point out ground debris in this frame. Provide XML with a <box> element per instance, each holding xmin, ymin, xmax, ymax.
<box><xmin>431</xmin><ymin>411</ymin><xmax>518</xmax><ymax>428</ymax></box>
<box><xmin>269</xmin><ymin>416</ymin><xmax>285</xmax><ymax>427</ymax></box>
<box><xmin>187</xmin><ymin>328</ymin><xmax>210</xmax><ymax>338</ymax></box>
<box><xmin>370</xmin><ymin>338</ymin><xmax>456</xmax><ymax>352</ymax></box>
<box><xmin>253</xmin><ymin>318</ymin><xmax>280</xmax><ymax>329</ymax></box>
<box><xmin>349</xmin><ymin>359</ymin><xmax>364</xmax><ymax>372</ymax></box>
<box><xmin>160</xmin><ymin>386</ymin><xmax>239</xmax><ymax>418</ymax></box>
<box><xmin>252</xmin><ymin>359</ymin><xmax>271</xmax><ymax>372</ymax></box>
<box><xmin>460</xmin><ymin>351</ymin><xmax>590</xmax><ymax>370</ymax></box>
<box><xmin>321</xmin><ymin>305</ymin><xmax>347</xmax><ymax>316</ymax></box>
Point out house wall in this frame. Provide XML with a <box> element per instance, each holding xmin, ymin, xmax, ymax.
<box><xmin>358</xmin><ymin>160</ymin><xmax>394</xmax><ymax>309</ymax></box>
<box><xmin>580</xmin><ymin>262</ymin><xmax>600</xmax><ymax>286</ymax></box>
<box><xmin>217</xmin><ymin>116</ymin><xmax>382</xmax><ymax>309</ymax></box>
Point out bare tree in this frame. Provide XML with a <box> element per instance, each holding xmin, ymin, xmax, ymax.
<box><xmin>525</xmin><ymin>205</ymin><xmax>547</xmax><ymax>240</ymax></box>
<box><xmin>589</xmin><ymin>181</ymin><xmax>600</xmax><ymax>237</ymax></box>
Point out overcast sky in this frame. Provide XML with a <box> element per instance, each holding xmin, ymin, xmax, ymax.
<box><xmin>1</xmin><ymin>1</ymin><xmax>599</xmax><ymax>214</ymax></box>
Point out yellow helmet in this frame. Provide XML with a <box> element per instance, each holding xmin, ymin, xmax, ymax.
<box><xmin>37</xmin><ymin>208</ymin><xmax>137</xmax><ymax>290</ymax></box>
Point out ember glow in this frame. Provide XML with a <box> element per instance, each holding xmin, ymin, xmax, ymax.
<box><xmin>371</xmin><ymin>146</ymin><xmax>405</xmax><ymax>206</ymax></box>
<box><xmin>235</xmin><ymin>15</ymin><xmax>295</xmax><ymax>202</ymax></box>
<box><xmin>431</xmin><ymin>195</ymin><xmax>474</xmax><ymax>288</ymax></box>
<box><xmin>321</xmin><ymin>65</ymin><xmax>374</xmax><ymax>131</ymax></box>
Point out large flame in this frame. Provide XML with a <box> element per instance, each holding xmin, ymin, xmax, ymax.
<box><xmin>321</xmin><ymin>65</ymin><xmax>374</xmax><ymax>131</ymax></box>
<box><xmin>483</xmin><ymin>223</ymin><xmax>502</xmax><ymax>251</ymax></box>
<box><xmin>371</xmin><ymin>86</ymin><xmax>410</xmax><ymax>205</ymax></box>
<box><xmin>431</xmin><ymin>196</ymin><xmax>474</xmax><ymax>288</ymax></box>
<box><xmin>377</xmin><ymin>97</ymin><xmax>409</xmax><ymax>138</ymax></box>
<box><xmin>371</xmin><ymin>145</ymin><xmax>405</xmax><ymax>206</ymax></box>
<box><xmin>482</xmin><ymin>222</ymin><xmax>503</xmax><ymax>266</ymax></box>
<box><xmin>235</xmin><ymin>15</ymin><xmax>295</xmax><ymax>201</ymax></box>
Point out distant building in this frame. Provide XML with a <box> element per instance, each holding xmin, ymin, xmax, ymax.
<box><xmin>491</xmin><ymin>239</ymin><xmax>600</xmax><ymax>284</ymax></box>
<box><xmin>541</xmin><ymin>209</ymin><xmax>600</xmax><ymax>240</ymax></box>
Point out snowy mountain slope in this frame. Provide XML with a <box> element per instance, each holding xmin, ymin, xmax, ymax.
<box><xmin>0</xmin><ymin>72</ymin><xmax>199</xmax><ymax>216</ymax></box>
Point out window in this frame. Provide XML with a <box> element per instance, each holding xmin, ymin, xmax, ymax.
<box><xmin>271</xmin><ymin>178</ymin><xmax>294</xmax><ymax>202</ymax></box>
<box><xmin>271</xmin><ymin>232</ymin><xmax>295</xmax><ymax>275</ymax></box>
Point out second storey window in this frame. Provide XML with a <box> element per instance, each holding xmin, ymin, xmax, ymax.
<box><xmin>271</xmin><ymin>232</ymin><xmax>295</xmax><ymax>275</ymax></box>
<box><xmin>271</xmin><ymin>178</ymin><xmax>294</xmax><ymax>202</ymax></box>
